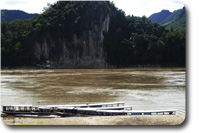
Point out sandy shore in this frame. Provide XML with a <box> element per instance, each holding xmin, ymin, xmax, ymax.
<box><xmin>2</xmin><ymin>115</ymin><xmax>185</xmax><ymax>125</ymax></box>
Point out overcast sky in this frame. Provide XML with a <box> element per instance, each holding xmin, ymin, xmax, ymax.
<box><xmin>0</xmin><ymin>0</ymin><xmax>184</xmax><ymax>17</ymax></box>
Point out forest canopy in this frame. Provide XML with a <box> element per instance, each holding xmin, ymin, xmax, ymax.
<box><xmin>1</xmin><ymin>1</ymin><xmax>185</xmax><ymax>68</ymax></box>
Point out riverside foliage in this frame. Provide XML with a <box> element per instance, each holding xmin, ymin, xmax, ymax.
<box><xmin>1</xmin><ymin>1</ymin><xmax>185</xmax><ymax>67</ymax></box>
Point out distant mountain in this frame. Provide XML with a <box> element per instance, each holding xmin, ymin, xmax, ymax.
<box><xmin>163</xmin><ymin>7</ymin><xmax>186</xmax><ymax>30</ymax></box>
<box><xmin>148</xmin><ymin>10</ymin><xmax>172</xmax><ymax>24</ymax></box>
<box><xmin>1</xmin><ymin>10</ymin><xmax>39</xmax><ymax>22</ymax></box>
<box><xmin>149</xmin><ymin>7</ymin><xmax>186</xmax><ymax>30</ymax></box>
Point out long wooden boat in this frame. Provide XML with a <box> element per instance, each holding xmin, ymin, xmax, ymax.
<box><xmin>1</xmin><ymin>102</ymin><xmax>125</xmax><ymax>116</ymax></box>
<box><xmin>1</xmin><ymin>102</ymin><xmax>176</xmax><ymax>117</ymax></box>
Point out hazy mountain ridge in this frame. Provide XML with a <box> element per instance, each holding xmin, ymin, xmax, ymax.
<box><xmin>148</xmin><ymin>10</ymin><xmax>172</xmax><ymax>24</ymax></box>
<box><xmin>1</xmin><ymin>9</ymin><xmax>39</xmax><ymax>22</ymax></box>
<box><xmin>148</xmin><ymin>7</ymin><xmax>186</xmax><ymax>30</ymax></box>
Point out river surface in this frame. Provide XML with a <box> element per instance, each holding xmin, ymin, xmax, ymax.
<box><xmin>1</xmin><ymin>68</ymin><xmax>186</xmax><ymax>115</ymax></box>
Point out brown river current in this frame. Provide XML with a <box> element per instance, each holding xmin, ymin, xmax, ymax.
<box><xmin>1</xmin><ymin>68</ymin><xmax>186</xmax><ymax>115</ymax></box>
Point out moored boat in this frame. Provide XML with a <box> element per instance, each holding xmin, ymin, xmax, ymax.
<box><xmin>1</xmin><ymin>102</ymin><xmax>176</xmax><ymax>117</ymax></box>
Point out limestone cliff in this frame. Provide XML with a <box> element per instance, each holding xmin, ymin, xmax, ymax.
<box><xmin>34</xmin><ymin>14</ymin><xmax>110</xmax><ymax>68</ymax></box>
<box><xmin>1</xmin><ymin>1</ymin><xmax>186</xmax><ymax>68</ymax></box>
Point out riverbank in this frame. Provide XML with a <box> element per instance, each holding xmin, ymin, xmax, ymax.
<box><xmin>1</xmin><ymin>65</ymin><xmax>186</xmax><ymax>70</ymax></box>
<box><xmin>2</xmin><ymin>115</ymin><xmax>185</xmax><ymax>125</ymax></box>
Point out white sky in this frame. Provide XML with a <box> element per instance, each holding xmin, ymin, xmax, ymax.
<box><xmin>0</xmin><ymin>0</ymin><xmax>184</xmax><ymax>17</ymax></box>
<box><xmin>113</xmin><ymin>0</ymin><xmax>184</xmax><ymax>17</ymax></box>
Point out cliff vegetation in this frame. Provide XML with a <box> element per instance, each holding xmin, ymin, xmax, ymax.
<box><xmin>1</xmin><ymin>1</ymin><xmax>186</xmax><ymax>68</ymax></box>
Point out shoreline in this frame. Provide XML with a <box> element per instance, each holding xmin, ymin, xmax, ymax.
<box><xmin>2</xmin><ymin>115</ymin><xmax>185</xmax><ymax>125</ymax></box>
<box><xmin>1</xmin><ymin>65</ymin><xmax>186</xmax><ymax>70</ymax></box>
<box><xmin>1</xmin><ymin>67</ymin><xmax>186</xmax><ymax>70</ymax></box>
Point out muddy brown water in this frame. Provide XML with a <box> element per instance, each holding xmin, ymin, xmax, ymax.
<box><xmin>1</xmin><ymin>68</ymin><xmax>186</xmax><ymax>115</ymax></box>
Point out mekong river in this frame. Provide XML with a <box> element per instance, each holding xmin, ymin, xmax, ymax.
<box><xmin>1</xmin><ymin>68</ymin><xmax>186</xmax><ymax>114</ymax></box>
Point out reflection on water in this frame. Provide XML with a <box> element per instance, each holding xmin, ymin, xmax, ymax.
<box><xmin>1</xmin><ymin>68</ymin><xmax>185</xmax><ymax>114</ymax></box>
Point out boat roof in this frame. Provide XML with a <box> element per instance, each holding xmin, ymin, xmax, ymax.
<box><xmin>87</xmin><ymin>102</ymin><xmax>124</xmax><ymax>106</ymax></box>
<box><xmin>56</xmin><ymin>107</ymin><xmax>75</xmax><ymax>110</ymax></box>
<box><xmin>51</xmin><ymin>102</ymin><xmax>125</xmax><ymax>107</ymax></box>
<box><xmin>125</xmin><ymin>109</ymin><xmax>177</xmax><ymax>113</ymax></box>
<box><xmin>33</xmin><ymin>102</ymin><xmax>126</xmax><ymax>109</ymax></box>
<box><xmin>67</xmin><ymin>106</ymin><xmax>132</xmax><ymax>111</ymax></box>
<box><xmin>96</xmin><ymin>109</ymin><xmax>176</xmax><ymax>113</ymax></box>
<box><xmin>96</xmin><ymin>110</ymin><xmax>126</xmax><ymax>113</ymax></box>
<box><xmin>2</xmin><ymin>105</ymin><xmax>35</xmax><ymax>107</ymax></box>
<box><xmin>77</xmin><ymin>105</ymin><xmax>132</xmax><ymax>110</ymax></box>
<box><xmin>2</xmin><ymin>102</ymin><xmax>125</xmax><ymax>108</ymax></box>
<box><xmin>46</xmin><ymin>105</ymin><xmax>83</xmax><ymax>108</ymax></box>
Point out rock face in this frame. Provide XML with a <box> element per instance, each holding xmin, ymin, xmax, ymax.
<box><xmin>34</xmin><ymin>14</ymin><xmax>110</xmax><ymax>68</ymax></box>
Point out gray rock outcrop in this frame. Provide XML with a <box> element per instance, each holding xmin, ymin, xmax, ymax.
<box><xmin>34</xmin><ymin>14</ymin><xmax>110</xmax><ymax>68</ymax></box>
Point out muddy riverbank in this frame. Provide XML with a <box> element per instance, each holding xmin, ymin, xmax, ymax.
<box><xmin>2</xmin><ymin>115</ymin><xmax>185</xmax><ymax>125</ymax></box>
